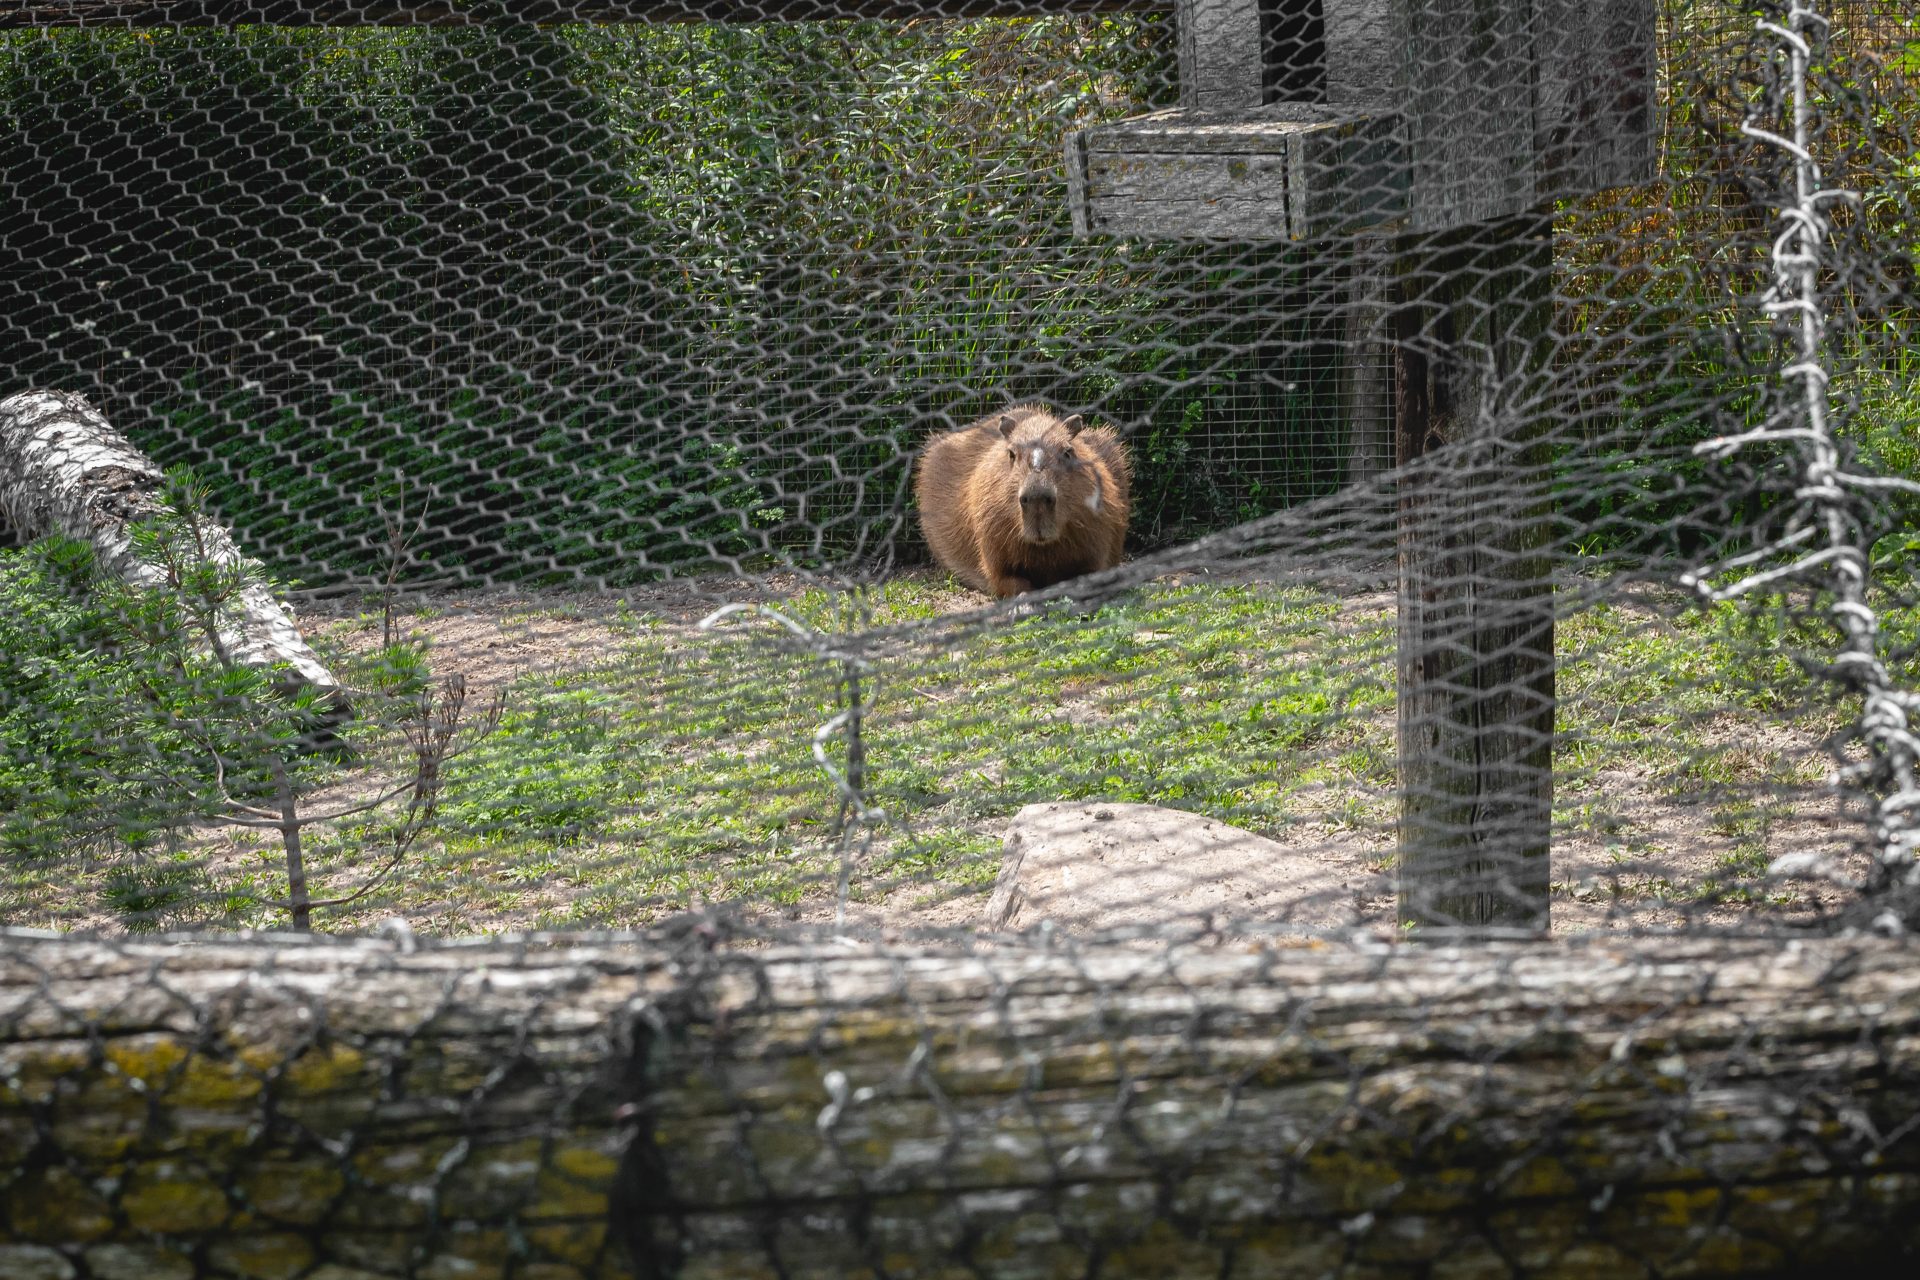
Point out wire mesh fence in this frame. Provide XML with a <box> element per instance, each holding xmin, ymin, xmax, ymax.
<box><xmin>0</xmin><ymin>0</ymin><xmax>1918</xmax><ymax>1273</ymax></box>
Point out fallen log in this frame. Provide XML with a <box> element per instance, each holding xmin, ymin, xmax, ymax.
<box><xmin>0</xmin><ymin>389</ymin><xmax>342</xmax><ymax>704</ymax></box>
<box><xmin>0</xmin><ymin>929</ymin><xmax>1916</xmax><ymax>1278</ymax></box>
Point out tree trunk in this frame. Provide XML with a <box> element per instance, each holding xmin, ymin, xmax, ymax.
<box><xmin>1</xmin><ymin>931</ymin><xmax>1915</xmax><ymax>1279</ymax></box>
<box><xmin>0</xmin><ymin>389</ymin><xmax>343</xmax><ymax>705</ymax></box>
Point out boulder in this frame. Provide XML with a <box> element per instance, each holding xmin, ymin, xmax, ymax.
<box><xmin>982</xmin><ymin>801</ymin><xmax>1370</xmax><ymax>934</ymax></box>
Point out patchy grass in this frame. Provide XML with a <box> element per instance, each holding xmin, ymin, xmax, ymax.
<box><xmin>322</xmin><ymin>577</ymin><xmax>1857</xmax><ymax>931</ymax></box>
<box><xmin>375</xmin><ymin>577</ymin><xmax>1402</xmax><ymax>930</ymax></box>
<box><xmin>2</xmin><ymin>570</ymin><xmax>1888</xmax><ymax>933</ymax></box>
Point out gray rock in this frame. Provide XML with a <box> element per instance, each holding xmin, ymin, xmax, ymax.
<box><xmin>983</xmin><ymin>801</ymin><xmax>1367</xmax><ymax>934</ymax></box>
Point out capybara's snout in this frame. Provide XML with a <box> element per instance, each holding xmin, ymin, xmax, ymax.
<box><xmin>1019</xmin><ymin>475</ymin><xmax>1060</xmax><ymax>541</ymax></box>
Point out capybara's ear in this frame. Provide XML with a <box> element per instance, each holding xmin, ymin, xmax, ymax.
<box><xmin>1061</xmin><ymin>415</ymin><xmax>1085</xmax><ymax>438</ymax></box>
<box><xmin>998</xmin><ymin>415</ymin><xmax>1017</xmax><ymax>439</ymax></box>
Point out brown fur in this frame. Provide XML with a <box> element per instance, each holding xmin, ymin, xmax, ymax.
<box><xmin>914</xmin><ymin>403</ymin><xmax>1131</xmax><ymax>598</ymax></box>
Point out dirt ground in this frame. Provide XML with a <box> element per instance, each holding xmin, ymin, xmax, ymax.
<box><xmin>277</xmin><ymin>569</ymin><xmax>1866</xmax><ymax>942</ymax></box>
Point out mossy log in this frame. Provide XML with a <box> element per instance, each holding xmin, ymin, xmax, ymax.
<box><xmin>1</xmin><ymin>929</ymin><xmax>1918</xmax><ymax>1279</ymax></box>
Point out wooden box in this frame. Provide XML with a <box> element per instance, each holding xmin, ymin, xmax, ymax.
<box><xmin>1066</xmin><ymin>104</ymin><xmax>1405</xmax><ymax>240</ymax></box>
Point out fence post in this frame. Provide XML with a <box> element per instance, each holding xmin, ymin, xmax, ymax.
<box><xmin>1342</xmin><ymin>234</ymin><xmax>1397</xmax><ymax>484</ymax></box>
<box><xmin>1393</xmin><ymin>211</ymin><xmax>1558</xmax><ymax>931</ymax></box>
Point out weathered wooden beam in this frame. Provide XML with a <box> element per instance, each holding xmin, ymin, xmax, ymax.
<box><xmin>3</xmin><ymin>930</ymin><xmax>1919</xmax><ymax>1278</ymax></box>
<box><xmin>1394</xmin><ymin>0</ymin><xmax>1654</xmax><ymax>231</ymax></box>
<box><xmin>1394</xmin><ymin>0</ymin><xmax>1538</xmax><ymax>229</ymax></box>
<box><xmin>1175</xmin><ymin>0</ymin><xmax>1264</xmax><ymax>110</ymax></box>
<box><xmin>0</xmin><ymin>0</ymin><xmax>1166</xmax><ymax>27</ymax></box>
<box><xmin>1533</xmin><ymin>0</ymin><xmax>1657</xmax><ymax>195</ymax></box>
<box><xmin>1342</xmin><ymin>232</ymin><xmax>1395</xmax><ymax>483</ymax></box>
<box><xmin>1393</xmin><ymin>211</ymin><xmax>1557</xmax><ymax>931</ymax></box>
<box><xmin>1178</xmin><ymin>0</ymin><xmax>1372</xmax><ymax>111</ymax></box>
<box><xmin>1067</xmin><ymin>0</ymin><xmax>1655</xmax><ymax>242</ymax></box>
<box><xmin>1323</xmin><ymin>0</ymin><xmax>1394</xmax><ymax>107</ymax></box>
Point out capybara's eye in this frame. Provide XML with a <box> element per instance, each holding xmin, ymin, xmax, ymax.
<box><xmin>1064</xmin><ymin>448</ymin><xmax>1077</xmax><ymax>462</ymax></box>
<box><xmin>1007</xmin><ymin>448</ymin><xmax>1015</xmax><ymax>461</ymax></box>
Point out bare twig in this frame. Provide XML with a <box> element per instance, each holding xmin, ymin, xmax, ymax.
<box><xmin>378</xmin><ymin>484</ymin><xmax>432</xmax><ymax>650</ymax></box>
<box><xmin>202</xmin><ymin>672</ymin><xmax>502</xmax><ymax>928</ymax></box>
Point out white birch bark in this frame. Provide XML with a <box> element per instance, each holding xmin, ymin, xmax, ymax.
<box><xmin>0</xmin><ymin>388</ymin><xmax>342</xmax><ymax>700</ymax></box>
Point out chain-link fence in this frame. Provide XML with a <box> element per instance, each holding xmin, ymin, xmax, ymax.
<box><xmin>0</xmin><ymin>0</ymin><xmax>1917</xmax><ymax>1273</ymax></box>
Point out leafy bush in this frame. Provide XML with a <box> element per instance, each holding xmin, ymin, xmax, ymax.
<box><xmin>153</xmin><ymin>385</ymin><xmax>791</xmax><ymax>586</ymax></box>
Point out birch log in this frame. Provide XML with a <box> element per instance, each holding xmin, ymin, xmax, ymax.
<box><xmin>0</xmin><ymin>930</ymin><xmax>1915</xmax><ymax>1279</ymax></box>
<box><xmin>0</xmin><ymin>389</ymin><xmax>342</xmax><ymax>702</ymax></box>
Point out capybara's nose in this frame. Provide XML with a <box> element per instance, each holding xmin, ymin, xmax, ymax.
<box><xmin>1020</xmin><ymin>489</ymin><xmax>1055</xmax><ymax>508</ymax></box>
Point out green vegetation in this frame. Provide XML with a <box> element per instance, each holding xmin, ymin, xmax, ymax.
<box><xmin>0</xmin><ymin>11</ymin><xmax>1910</xmax><ymax>585</ymax></box>
<box><xmin>0</xmin><ymin>478</ymin><xmax>492</xmax><ymax>931</ymax></box>
<box><xmin>401</xmin><ymin>578</ymin><xmax>1395</xmax><ymax>927</ymax></box>
<box><xmin>0</xmin><ymin>534</ymin><xmax>320</xmax><ymax>864</ymax></box>
<box><xmin>0</xmin><ymin>15</ymin><xmax>1380</xmax><ymax>588</ymax></box>
<box><xmin>5</xmin><ymin>552</ymin><xmax>1891</xmax><ymax>932</ymax></box>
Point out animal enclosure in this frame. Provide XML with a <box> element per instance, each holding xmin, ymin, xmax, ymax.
<box><xmin>0</xmin><ymin>0</ymin><xmax>1918</xmax><ymax>1275</ymax></box>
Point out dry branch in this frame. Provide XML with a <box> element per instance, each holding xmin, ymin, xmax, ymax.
<box><xmin>0</xmin><ymin>930</ymin><xmax>1916</xmax><ymax>1277</ymax></box>
<box><xmin>0</xmin><ymin>389</ymin><xmax>343</xmax><ymax>703</ymax></box>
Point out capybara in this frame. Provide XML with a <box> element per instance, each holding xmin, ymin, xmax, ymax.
<box><xmin>915</xmin><ymin>403</ymin><xmax>1131</xmax><ymax>598</ymax></box>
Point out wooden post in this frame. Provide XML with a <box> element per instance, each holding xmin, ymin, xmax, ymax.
<box><xmin>1176</xmin><ymin>0</ymin><xmax>1267</xmax><ymax>110</ymax></box>
<box><xmin>1342</xmin><ymin>234</ymin><xmax>1396</xmax><ymax>484</ymax></box>
<box><xmin>1076</xmin><ymin>4</ymin><xmax>1599</xmax><ymax>931</ymax></box>
<box><xmin>1394</xmin><ymin>211</ymin><xmax>1557</xmax><ymax>931</ymax></box>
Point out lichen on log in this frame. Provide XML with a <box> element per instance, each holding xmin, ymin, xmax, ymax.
<box><xmin>0</xmin><ymin>930</ymin><xmax>1916</xmax><ymax>1278</ymax></box>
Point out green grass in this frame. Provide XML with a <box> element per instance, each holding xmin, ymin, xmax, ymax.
<box><xmin>307</xmin><ymin>577</ymin><xmax>1865</xmax><ymax>930</ymax></box>
<box><xmin>245</xmin><ymin>576</ymin><xmax>1404</xmax><ymax>930</ymax></box>
<box><xmin>4</xmin><ymin>564</ymin><xmax>1901</xmax><ymax>933</ymax></box>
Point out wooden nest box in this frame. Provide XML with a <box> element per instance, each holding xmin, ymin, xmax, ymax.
<box><xmin>1066</xmin><ymin>0</ymin><xmax>1656</xmax><ymax>240</ymax></box>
